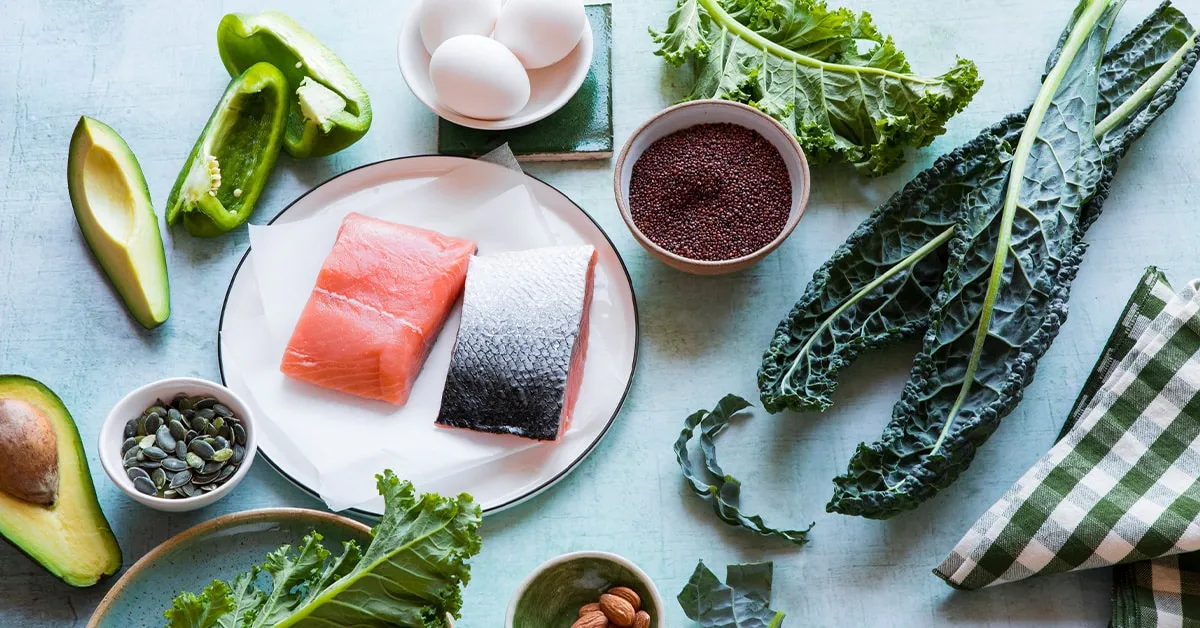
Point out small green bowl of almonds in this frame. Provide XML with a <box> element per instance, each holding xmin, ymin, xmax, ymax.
<box><xmin>99</xmin><ymin>377</ymin><xmax>256</xmax><ymax>512</ymax></box>
<box><xmin>507</xmin><ymin>551</ymin><xmax>664</xmax><ymax>628</ymax></box>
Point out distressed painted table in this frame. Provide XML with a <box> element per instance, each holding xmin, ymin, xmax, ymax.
<box><xmin>2</xmin><ymin>0</ymin><xmax>1198</xmax><ymax>625</ymax></box>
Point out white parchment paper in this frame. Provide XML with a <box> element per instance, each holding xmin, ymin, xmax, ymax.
<box><xmin>222</xmin><ymin>148</ymin><xmax>617</xmax><ymax>511</ymax></box>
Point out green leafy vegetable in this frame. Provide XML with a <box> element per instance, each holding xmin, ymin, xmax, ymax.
<box><xmin>675</xmin><ymin>395</ymin><xmax>813</xmax><ymax>545</ymax></box>
<box><xmin>164</xmin><ymin>471</ymin><xmax>482</xmax><ymax>628</ymax></box>
<box><xmin>757</xmin><ymin>0</ymin><xmax>1199</xmax><ymax>520</ymax></box>
<box><xmin>650</xmin><ymin>0</ymin><xmax>982</xmax><ymax>176</ymax></box>
<box><xmin>679</xmin><ymin>560</ymin><xmax>785</xmax><ymax>627</ymax></box>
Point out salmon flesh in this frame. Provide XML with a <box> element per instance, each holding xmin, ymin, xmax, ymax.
<box><xmin>281</xmin><ymin>212</ymin><xmax>477</xmax><ymax>405</ymax></box>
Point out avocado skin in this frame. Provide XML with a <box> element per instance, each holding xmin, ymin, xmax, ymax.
<box><xmin>0</xmin><ymin>376</ymin><xmax>121</xmax><ymax>587</ymax></box>
<box><xmin>68</xmin><ymin>116</ymin><xmax>171</xmax><ymax>329</ymax></box>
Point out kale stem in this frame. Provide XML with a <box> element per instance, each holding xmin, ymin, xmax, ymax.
<box><xmin>1095</xmin><ymin>29</ymin><xmax>1198</xmax><ymax>138</ymax></box>
<box><xmin>779</xmin><ymin>226</ymin><xmax>955</xmax><ymax>397</ymax></box>
<box><xmin>695</xmin><ymin>0</ymin><xmax>942</xmax><ymax>84</ymax></box>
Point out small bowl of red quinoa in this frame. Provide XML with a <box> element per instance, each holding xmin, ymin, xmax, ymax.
<box><xmin>614</xmin><ymin>99</ymin><xmax>810</xmax><ymax>275</ymax></box>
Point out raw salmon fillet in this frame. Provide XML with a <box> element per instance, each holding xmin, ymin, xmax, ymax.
<box><xmin>436</xmin><ymin>245</ymin><xmax>597</xmax><ymax>441</ymax></box>
<box><xmin>281</xmin><ymin>212</ymin><xmax>476</xmax><ymax>405</ymax></box>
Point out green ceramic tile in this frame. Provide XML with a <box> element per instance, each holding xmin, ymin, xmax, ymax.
<box><xmin>437</xmin><ymin>3</ymin><xmax>613</xmax><ymax>161</ymax></box>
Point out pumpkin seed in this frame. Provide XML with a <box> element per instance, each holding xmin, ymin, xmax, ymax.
<box><xmin>168</xmin><ymin>419</ymin><xmax>187</xmax><ymax>440</ymax></box>
<box><xmin>123</xmin><ymin>446</ymin><xmax>139</xmax><ymax>464</ymax></box>
<box><xmin>167</xmin><ymin>408</ymin><xmax>183</xmax><ymax>424</ymax></box>
<box><xmin>138</xmin><ymin>434</ymin><xmax>156</xmax><ymax>449</ymax></box>
<box><xmin>138</xmin><ymin>460</ymin><xmax>161</xmax><ymax>470</ymax></box>
<box><xmin>133</xmin><ymin>476</ymin><xmax>156</xmax><ymax>496</ymax></box>
<box><xmin>193</xmin><ymin>472</ymin><xmax>218</xmax><ymax>485</ymax></box>
<box><xmin>186</xmin><ymin>452</ymin><xmax>204</xmax><ymax>470</ymax></box>
<box><xmin>190</xmin><ymin>440</ymin><xmax>215</xmax><ymax>460</ymax></box>
<box><xmin>217</xmin><ymin>465</ymin><xmax>236</xmax><ymax>482</ymax></box>
<box><xmin>201</xmin><ymin>460</ymin><xmax>225</xmax><ymax>475</ymax></box>
<box><xmin>144</xmin><ymin>446</ymin><xmax>168</xmax><ymax>461</ymax></box>
<box><xmin>232</xmin><ymin>444</ymin><xmax>245</xmax><ymax>464</ymax></box>
<box><xmin>190</xmin><ymin>416</ymin><xmax>208</xmax><ymax>432</ymax></box>
<box><xmin>213</xmin><ymin>403</ymin><xmax>233</xmax><ymax>418</ymax></box>
<box><xmin>193</xmin><ymin>397</ymin><xmax>217</xmax><ymax>410</ymax></box>
<box><xmin>162</xmin><ymin>457</ymin><xmax>188</xmax><ymax>472</ymax></box>
<box><xmin>170</xmin><ymin>470</ymin><xmax>192</xmax><ymax>489</ymax></box>
<box><xmin>123</xmin><ymin>419</ymin><xmax>138</xmax><ymax>439</ymax></box>
<box><xmin>185</xmin><ymin>429</ymin><xmax>198</xmax><ymax>442</ymax></box>
<box><xmin>121</xmin><ymin>437</ymin><xmax>137</xmax><ymax>455</ymax></box>
<box><xmin>178</xmin><ymin>396</ymin><xmax>194</xmax><ymax>411</ymax></box>
<box><xmin>123</xmin><ymin>457</ymin><xmax>139</xmax><ymax>469</ymax></box>
<box><xmin>201</xmin><ymin>484</ymin><xmax>217</xmax><ymax>493</ymax></box>
<box><xmin>136</xmin><ymin>449</ymin><xmax>146</xmax><ymax>461</ymax></box>
<box><xmin>145</xmin><ymin>413</ymin><xmax>163</xmax><ymax>435</ymax></box>
<box><xmin>219</xmin><ymin>425</ymin><xmax>233</xmax><ymax>441</ymax></box>
<box><xmin>176</xmin><ymin>441</ymin><xmax>188</xmax><ymax>459</ymax></box>
<box><xmin>195</xmin><ymin>408</ymin><xmax>215</xmax><ymax>420</ymax></box>
<box><xmin>163</xmin><ymin>489</ymin><xmax>178</xmax><ymax>498</ymax></box>
<box><xmin>155</xmin><ymin>425</ymin><xmax>176</xmax><ymax>451</ymax></box>
<box><xmin>151</xmin><ymin>468</ymin><xmax>167</xmax><ymax>490</ymax></box>
<box><xmin>213</xmin><ymin>436</ymin><xmax>229</xmax><ymax>451</ymax></box>
<box><xmin>233</xmin><ymin>424</ymin><xmax>247</xmax><ymax>446</ymax></box>
<box><xmin>212</xmin><ymin>448</ymin><xmax>233</xmax><ymax>462</ymax></box>
<box><xmin>178</xmin><ymin>483</ymin><xmax>196</xmax><ymax>498</ymax></box>
<box><xmin>127</xmin><ymin>467</ymin><xmax>151</xmax><ymax>483</ymax></box>
<box><xmin>212</xmin><ymin>416</ymin><xmax>225</xmax><ymax>431</ymax></box>
<box><xmin>172</xmin><ymin>392</ymin><xmax>188</xmax><ymax>406</ymax></box>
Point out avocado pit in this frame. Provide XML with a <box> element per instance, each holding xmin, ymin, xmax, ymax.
<box><xmin>0</xmin><ymin>399</ymin><xmax>59</xmax><ymax>505</ymax></box>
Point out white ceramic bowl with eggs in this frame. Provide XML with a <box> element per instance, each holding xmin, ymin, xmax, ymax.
<box><xmin>98</xmin><ymin>377</ymin><xmax>257</xmax><ymax>513</ymax></box>
<box><xmin>398</xmin><ymin>0</ymin><xmax>594</xmax><ymax>130</ymax></box>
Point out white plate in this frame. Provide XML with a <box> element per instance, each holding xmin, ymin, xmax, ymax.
<box><xmin>396</xmin><ymin>0</ymin><xmax>594</xmax><ymax>130</ymax></box>
<box><xmin>218</xmin><ymin>156</ymin><xmax>638</xmax><ymax>517</ymax></box>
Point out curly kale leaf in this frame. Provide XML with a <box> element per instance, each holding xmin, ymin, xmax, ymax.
<box><xmin>675</xmin><ymin>395</ymin><xmax>814</xmax><ymax>545</ymax></box>
<box><xmin>651</xmin><ymin>0</ymin><xmax>981</xmax><ymax>176</ymax></box>
<box><xmin>164</xmin><ymin>471</ymin><xmax>481</xmax><ymax>628</ymax></box>
<box><xmin>760</xmin><ymin>1</ymin><xmax>1199</xmax><ymax>416</ymax></box>
<box><xmin>831</xmin><ymin>1</ymin><xmax>1200</xmax><ymax>519</ymax></box>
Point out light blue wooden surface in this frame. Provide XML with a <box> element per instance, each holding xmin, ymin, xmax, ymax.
<box><xmin>3</xmin><ymin>0</ymin><xmax>1199</xmax><ymax>625</ymax></box>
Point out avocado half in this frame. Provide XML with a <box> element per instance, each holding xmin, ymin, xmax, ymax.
<box><xmin>0</xmin><ymin>376</ymin><xmax>121</xmax><ymax>586</ymax></box>
<box><xmin>68</xmin><ymin>116</ymin><xmax>170</xmax><ymax>329</ymax></box>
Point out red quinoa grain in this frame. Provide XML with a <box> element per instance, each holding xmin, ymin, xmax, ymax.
<box><xmin>628</xmin><ymin>123</ymin><xmax>791</xmax><ymax>262</ymax></box>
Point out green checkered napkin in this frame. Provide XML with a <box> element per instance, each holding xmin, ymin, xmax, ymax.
<box><xmin>935</xmin><ymin>267</ymin><xmax>1200</xmax><ymax>620</ymax></box>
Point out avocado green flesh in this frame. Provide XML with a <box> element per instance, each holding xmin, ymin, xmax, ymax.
<box><xmin>0</xmin><ymin>376</ymin><xmax>121</xmax><ymax>587</ymax></box>
<box><xmin>68</xmin><ymin>116</ymin><xmax>170</xmax><ymax>328</ymax></box>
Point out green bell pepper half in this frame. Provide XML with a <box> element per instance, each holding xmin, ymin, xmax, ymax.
<box><xmin>216</xmin><ymin>10</ymin><xmax>372</xmax><ymax>159</ymax></box>
<box><xmin>165</xmin><ymin>62</ymin><xmax>288</xmax><ymax>238</ymax></box>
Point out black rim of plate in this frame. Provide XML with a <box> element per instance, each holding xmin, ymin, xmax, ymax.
<box><xmin>216</xmin><ymin>155</ymin><xmax>641</xmax><ymax>519</ymax></box>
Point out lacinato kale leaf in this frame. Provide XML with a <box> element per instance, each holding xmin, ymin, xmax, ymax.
<box><xmin>679</xmin><ymin>561</ymin><xmax>784</xmax><ymax>628</ymax></box>
<box><xmin>760</xmin><ymin>2</ymin><xmax>1199</xmax><ymax>416</ymax></box>
<box><xmin>164</xmin><ymin>471</ymin><xmax>482</xmax><ymax>627</ymax></box>
<box><xmin>675</xmin><ymin>395</ymin><xmax>813</xmax><ymax>545</ymax></box>
<box><xmin>650</xmin><ymin>0</ymin><xmax>982</xmax><ymax>176</ymax></box>
<box><xmin>757</xmin><ymin>0</ymin><xmax>1199</xmax><ymax>520</ymax></box>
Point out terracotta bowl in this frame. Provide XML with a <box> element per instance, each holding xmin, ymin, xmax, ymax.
<box><xmin>614</xmin><ymin>99</ymin><xmax>810</xmax><ymax>275</ymax></box>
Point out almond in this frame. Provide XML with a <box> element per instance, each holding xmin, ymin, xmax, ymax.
<box><xmin>633</xmin><ymin>610</ymin><xmax>651</xmax><ymax>628</ymax></box>
<box><xmin>579</xmin><ymin>602</ymin><xmax>602</xmax><ymax>617</ymax></box>
<box><xmin>607</xmin><ymin>586</ymin><xmax>641</xmax><ymax>611</ymax></box>
<box><xmin>599</xmin><ymin>593</ymin><xmax>636</xmax><ymax>627</ymax></box>
<box><xmin>572</xmin><ymin>611</ymin><xmax>610</xmax><ymax>628</ymax></box>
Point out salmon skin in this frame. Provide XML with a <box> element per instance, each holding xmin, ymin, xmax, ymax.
<box><xmin>281</xmin><ymin>212</ymin><xmax>476</xmax><ymax>405</ymax></box>
<box><xmin>436</xmin><ymin>245</ymin><xmax>597</xmax><ymax>441</ymax></box>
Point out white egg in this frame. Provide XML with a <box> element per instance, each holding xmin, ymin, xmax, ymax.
<box><xmin>493</xmin><ymin>0</ymin><xmax>587</xmax><ymax>70</ymax></box>
<box><xmin>416</xmin><ymin>0</ymin><xmax>502</xmax><ymax>54</ymax></box>
<box><xmin>429</xmin><ymin>35</ymin><xmax>531</xmax><ymax>120</ymax></box>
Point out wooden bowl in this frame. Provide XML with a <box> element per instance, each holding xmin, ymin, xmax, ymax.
<box><xmin>613</xmin><ymin>100</ymin><xmax>810</xmax><ymax>275</ymax></box>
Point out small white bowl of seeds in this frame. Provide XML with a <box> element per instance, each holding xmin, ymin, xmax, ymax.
<box><xmin>98</xmin><ymin>377</ymin><xmax>257</xmax><ymax>512</ymax></box>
